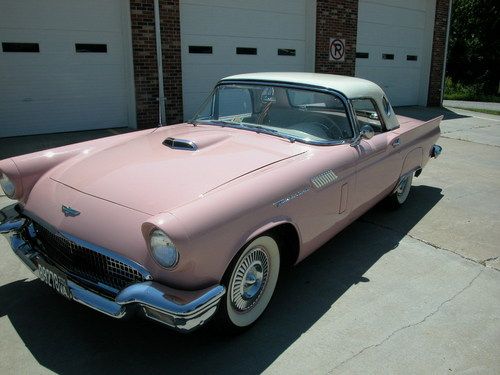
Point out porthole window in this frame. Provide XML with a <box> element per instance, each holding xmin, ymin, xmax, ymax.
<box><xmin>382</xmin><ymin>96</ymin><xmax>392</xmax><ymax>116</ymax></box>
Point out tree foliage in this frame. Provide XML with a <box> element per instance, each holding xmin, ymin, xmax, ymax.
<box><xmin>446</xmin><ymin>0</ymin><xmax>499</xmax><ymax>94</ymax></box>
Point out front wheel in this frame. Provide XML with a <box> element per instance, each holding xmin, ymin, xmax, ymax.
<box><xmin>218</xmin><ymin>235</ymin><xmax>280</xmax><ymax>330</ymax></box>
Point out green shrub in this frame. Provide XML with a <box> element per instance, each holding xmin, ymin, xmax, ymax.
<box><xmin>444</xmin><ymin>77</ymin><xmax>500</xmax><ymax>102</ymax></box>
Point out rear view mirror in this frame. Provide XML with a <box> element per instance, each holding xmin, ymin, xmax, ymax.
<box><xmin>260</xmin><ymin>87</ymin><xmax>276</xmax><ymax>103</ymax></box>
<box><xmin>350</xmin><ymin>124</ymin><xmax>375</xmax><ymax>147</ymax></box>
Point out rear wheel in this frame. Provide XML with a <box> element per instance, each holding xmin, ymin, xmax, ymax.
<box><xmin>387</xmin><ymin>173</ymin><xmax>413</xmax><ymax>208</ymax></box>
<box><xmin>218</xmin><ymin>235</ymin><xmax>280</xmax><ymax>330</ymax></box>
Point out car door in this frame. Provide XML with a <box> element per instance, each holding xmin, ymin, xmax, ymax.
<box><xmin>351</xmin><ymin>98</ymin><xmax>403</xmax><ymax>210</ymax></box>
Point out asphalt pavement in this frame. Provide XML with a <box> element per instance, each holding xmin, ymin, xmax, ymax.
<box><xmin>0</xmin><ymin>106</ymin><xmax>499</xmax><ymax>374</ymax></box>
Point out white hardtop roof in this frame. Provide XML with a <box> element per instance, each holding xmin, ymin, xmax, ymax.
<box><xmin>220</xmin><ymin>72</ymin><xmax>386</xmax><ymax>99</ymax></box>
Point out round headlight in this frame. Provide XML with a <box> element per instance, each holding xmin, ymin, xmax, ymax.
<box><xmin>0</xmin><ymin>173</ymin><xmax>16</xmax><ymax>198</ymax></box>
<box><xmin>150</xmin><ymin>229</ymin><xmax>179</xmax><ymax>268</ymax></box>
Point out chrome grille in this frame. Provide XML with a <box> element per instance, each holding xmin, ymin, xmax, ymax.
<box><xmin>33</xmin><ymin>222</ymin><xmax>144</xmax><ymax>291</ymax></box>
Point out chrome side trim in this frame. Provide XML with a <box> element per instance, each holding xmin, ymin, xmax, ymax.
<box><xmin>311</xmin><ymin>170</ymin><xmax>338</xmax><ymax>189</ymax></box>
<box><xmin>273</xmin><ymin>187</ymin><xmax>310</xmax><ymax>208</ymax></box>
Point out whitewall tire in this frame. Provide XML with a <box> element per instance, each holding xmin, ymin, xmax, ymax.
<box><xmin>388</xmin><ymin>173</ymin><xmax>413</xmax><ymax>208</ymax></box>
<box><xmin>222</xmin><ymin>235</ymin><xmax>280</xmax><ymax>329</ymax></box>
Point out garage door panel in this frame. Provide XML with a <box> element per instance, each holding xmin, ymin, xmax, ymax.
<box><xmin>1</xmin><ymin>64</ymin><xmax>126</xmax><ymax>100</ymax></box>
<box><xmin>0</xmin><ymin>0</ymin><xmax>133</xmax><ymax>137</ymax></box>
<box><xmin>0</xmin><ymin>0</ymin><xmax>124</xmax><ymax>32</ymax></box>
<box><xmin>182</xmin><ymin>0</ymin><xmax>305</xmax><ymax>15</ymax></box>
<box><xmin>180</xmin><ymin>0</ymin><xmax>309</xmax><ymax>119</ymax></box>
<box><xmin>357</xmin><ymin>23</ymin><xmax>424</xmax><ymax>48</ymax></box>
<box><xmin>357</xmin><ymin>65</ymin><xmax>420</xmax><ymax>106</ymax></box>
<box><xmin>356</xmin><ymin>0</ymin><xmax>435</xmax><ymax>107</ymax></box>
<box><xmin>355</xmin><ymin>45</ymin><xmax>422</xmax><ymax>68</ymax></box>
<box><xmin>358</xmin><ymin>2</ymin><xmax>426</xmax><ymax>29</ymax></box>
<box><xmin>0</xmin><ymin>29</ymin><xmax>123</xmax><ymax>59</ymax></box>
<box><xmin>181</xmin><ymin>4</ymin><xmax>305</xmax><ymax>40</ymax></box>
<box><xmin>183</xmin><ymin>62</ymin><xmax>305</xmax><ymax>95</ymax></box>
<box><xmin>181</xmin><ymin>35</ymin><xmax>305</xmax><ymax>65</ymax></box>
<box><xmin>362</xmin><ymin>0</ymin><xmax>428</xmax><ymax>12</ymax></box>
<box><xmin>0</xmin><ymin>95</ymin><xmax>128</xmax><ymax>137</ymax></box>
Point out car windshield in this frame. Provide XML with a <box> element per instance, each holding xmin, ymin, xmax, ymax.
<box><xmin>191</xmin><ymin>83</ymin><xmax>354</xmax><ymax>144</ymax></box>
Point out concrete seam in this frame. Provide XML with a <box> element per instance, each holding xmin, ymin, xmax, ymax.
<box><xmin>329</xmin><ymin>268</ymin><xmax>484</xmax><ymax>372</ymax></box>
<box><xmin>440</xmin><ymin>135</ymin><xmax>500</xmax><ymax>148</ymax></box>
<box><xmin>359</xmin><ymin>218</ymin><xmax>499</xmax><ymax>272</ymax></box>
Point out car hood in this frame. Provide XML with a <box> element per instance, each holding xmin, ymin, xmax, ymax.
<box><xmin>49</xmin><ymin>124</ymin><xmax>307</xmax><ymax>215</ymax></box>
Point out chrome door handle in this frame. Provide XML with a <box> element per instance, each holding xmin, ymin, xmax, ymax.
<box><xmin>392</xmin><ymin>138</ymin><xmax>401</xmax><ymax>147</ymax></box>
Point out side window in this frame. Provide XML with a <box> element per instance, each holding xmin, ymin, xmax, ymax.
<box><xmin>217</xmin><ymin>87</ymin><xmax>252</xmax><ymax>117</ymax></box>
<box><xmin>351</xmin><ymin>99</ymin><xmax>384</xmax><ymax>133</ymax></box>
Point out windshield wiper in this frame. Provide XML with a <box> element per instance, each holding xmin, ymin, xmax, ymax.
<box><xmin>238</xmin><ymin>123</ymin><xmax>296</xmax><ymax>143</ymax></box>
<box><xmin>190</xmin><ymin>119</ymin><xmax>296</xmax><ymax>143</ymax></box>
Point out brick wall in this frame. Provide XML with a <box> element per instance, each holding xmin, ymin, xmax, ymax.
<box><xmin>130</xmin><ymin>0</ymin><xmax>183</xmax><ymax>129</ymax></box>
<box><xmin>427</xmin><ymin>0</ymin><xmax>451</xmax><ymax>106</ymax></box>
<box><xmin>315</xmin><ymin>0</ymin><xmax>358</xmax><ymax>76</ymax></box>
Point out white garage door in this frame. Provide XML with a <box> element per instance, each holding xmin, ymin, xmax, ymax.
<box><xmin>355</xmin><ymin>0</ymin><xmax>436</xmax><ymax>106</ymax></box>
<box><xmin>180</xmin><ymin>0</ymin><xmax>316</xmax><ymax>119</ymax></box>
<box><xmin>0</xmin><ymin>0</ymin><xmax>135</xmax><ymax>137</ymax></box>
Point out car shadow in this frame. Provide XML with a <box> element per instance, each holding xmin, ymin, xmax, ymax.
<box><xmin>0</xmin><ymin>185</ymin><xmax>443</xmax><ymax>374</ymax></box>
<box><xmin>394</xmin><ymin>106</ymin><xmax>469</xmax><ymax>121</ymax></box>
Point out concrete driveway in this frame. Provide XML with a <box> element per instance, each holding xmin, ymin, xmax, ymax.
<box><xmin>1</xmin><ymin>107</ymin><xmax>499</xmax><ymax>374</ymax></box>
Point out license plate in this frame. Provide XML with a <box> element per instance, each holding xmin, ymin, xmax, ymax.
<box><xmin>37</xmin><ymin>258</ymin><xmax>72</xmax><ymax>299</ymax></box>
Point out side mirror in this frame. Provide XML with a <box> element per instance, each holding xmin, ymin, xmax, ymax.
<box><xmin>350</xmin><ymin>124</ymin><xmax>375</xmax><ymax>146</ymax></box>
<box><xmin>360</xmin><ymin>124</ymin><xmax>374</xmax><ymax>140</ymax></box>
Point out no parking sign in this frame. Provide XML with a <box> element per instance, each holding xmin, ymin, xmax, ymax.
<box><xmin>329</xmin><ymin>38</ymin><xmax>345</xmax><ymax>62</ymax></box>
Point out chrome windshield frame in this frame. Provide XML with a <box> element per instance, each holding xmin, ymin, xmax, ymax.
<box><xmin>191</xmin><ymin>80</ymin><xmax>359</xmax><ymax>146</ymax></box>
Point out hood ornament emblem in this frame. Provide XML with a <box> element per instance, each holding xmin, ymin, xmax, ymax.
<box><xmin>62</xmin><ymin>205</ymin><xmax>80</xmax><ymax>217</ymax></box>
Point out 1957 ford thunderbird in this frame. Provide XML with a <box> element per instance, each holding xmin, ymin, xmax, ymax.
<box><xmin>0</xmin><ymin>73</ymin><xmax>442</xmax><ymax>332</ymax></box>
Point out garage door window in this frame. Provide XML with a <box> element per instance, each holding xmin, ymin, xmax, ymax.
<box><xmin>278</xmin><ymin>49</ymin><xmax>296</xmax><ymax>56</ymax></box>
<box><xmin>189</xmin><ymin>46</ymin><xmax>212</xmax><ymax>54</ymax></box>
<box><xmin>351</xmin><ymin>99</ymin><xmax>384</xmax><ymax>133</ymax></box>
<box><xmin>2</xmin><ymin>42</ymin><xmax>39</xmax><ymax>52</ymax></box>
<box><xmin>236</xmin><ymin>47</ymin><xmax>257</xmax><ymax>55</ymax></box>
<box><xmin>75</xmin><ymin>43</ymin><xmax>107</xmax><ymax>53</ymax></box>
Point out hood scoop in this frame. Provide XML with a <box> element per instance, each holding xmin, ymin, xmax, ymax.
<box><xmin>163</xmin><ymin>137</ymin><xmax>197</xmax><ymax>151</ymax></box>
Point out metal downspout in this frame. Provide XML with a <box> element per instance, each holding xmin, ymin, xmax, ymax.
<box><xmin>440</xmin><ymin>0</ymin><xmax>453</xmax><ymax>105</ymax></box>
<box><xmin>154</xmin><ymin>0</ymin><xmax>166</xmax><ymax>125</ymax></box>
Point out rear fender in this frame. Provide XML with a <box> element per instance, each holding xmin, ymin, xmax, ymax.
<box><xmin>400</xmin><ymin>147</ymin><xmax>423</xmax><ymax>177</ymax></box>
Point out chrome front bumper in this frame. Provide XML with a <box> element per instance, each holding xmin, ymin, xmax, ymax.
<box><xmin>0</xmin><ymin>204</ymin><xmax>225</xmax><ymax>332</ymax></box>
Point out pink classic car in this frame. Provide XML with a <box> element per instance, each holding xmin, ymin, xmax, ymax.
<box><xmin>0</xmin><ymin>73</ymin><xmax>442</xmax><ymax>332</ymax></box>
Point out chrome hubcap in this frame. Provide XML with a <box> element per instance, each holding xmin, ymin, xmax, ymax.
<box><xmin>396</xmin><ymin>176</ymin><xmax>408</xmax><ymax>196</ymax></box>
<box><xmin>230</xmin><ymin>247</ymin><xmax>269</xmax><ymax>312</ymax></box>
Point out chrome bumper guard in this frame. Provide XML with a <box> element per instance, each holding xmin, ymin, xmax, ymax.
<box><xmin>0</xmin><ymin>204</ymin><xmax>225</xmax><ymax>332</ymax></box>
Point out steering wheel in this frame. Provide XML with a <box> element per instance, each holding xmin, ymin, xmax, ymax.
<box><xmin>301</xmin><ymin>114</ymin><xmax>343</xmax><ymax>139</ymax></box>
